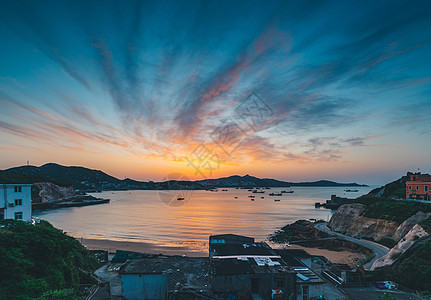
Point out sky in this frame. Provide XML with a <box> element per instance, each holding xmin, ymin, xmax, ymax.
<box><xmin>0</xmin><ymin>0</ymin><xmax>430</xmax><ymax>185</ymax></box>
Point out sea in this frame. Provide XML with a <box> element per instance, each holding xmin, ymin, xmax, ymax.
<box><xmin>33</xmin><ymin>186</ymin><xmax>374</xmax><ymax>252</ymax></box>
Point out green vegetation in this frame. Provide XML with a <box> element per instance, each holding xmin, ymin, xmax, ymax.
<box><xmin>0</xmin><ymin>169</ymin><xmax>68</xmax><ymax>187</ymax></box>
<box><xmin>0</xmin><ymin>170</ymin><xmax>71</xmax><ymax>202</ymax></box>
<box><xmin>377</xmin><ymin>237</ymin><xmax>397</xmax><ymax>249</ymax></box>
<box><xmin>363</xmin><ymin>236</ymin><xmax>397</xmax><ymax>248</ymax></box>
<box><xmin>377</xmin><ymin>293</ymin><xmax>398</xmax><ymax>300</ymax></box>
<box><xmin>0</xmin><ymin>219</ymin><xmax>99</xmax><ymax>299</ymax></box>
<box><xmin>349</xmin><ymin>196</ymin><xmax>431</xmax><ymax>223</ymax></box>
<box><xmin>373</xmin><ymin>240</ymin><xmax>431</xmax><ymax>291</ymax></box>
<box><xmin>419</xmin><ymin>216</ymin><xmax>431</xmax><ymax>234</ymax></box>
<box><xmin>390</xmin><ymin>251</ymin><xmax>401</xmax><ymax>260</ymax></box>
<box><xmin>380</xmin><ymin>176</ymin><xmax>408</xmax><ymax>199</ymax></box>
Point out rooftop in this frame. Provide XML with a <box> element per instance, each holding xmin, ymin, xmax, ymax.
<box><xmin>408</xmin><ymin>174</ymin><xmax>431</xmax><ymax>182</ymax></box>
<box><xmin>212</xmin><ymin>257</ymin><xmax>294</xmax><ymax>276</ymax></box>
<box><xmin>293</xmin><ymin>267</ymin><xmax>324</xmax><ymax>283</ymax></box>
<box><xmin>211</xmin><ymin>242</ymin><xmax>275</xmax><ymax>257</ymax></box>
<box><xmin>0</xmin><ymin>183</ymin><xmax>33</xmax><ymax>187</ymax></box>
<box><xmin>120</xmin><ymin>257</ymin><xmax>210</xmax><ymax>291</ymax></box>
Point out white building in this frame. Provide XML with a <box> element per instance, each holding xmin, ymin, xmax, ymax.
<box><xmin>0</xmin><ymin>184</ymin><xmax>32</xmax><ymax>222</ymax></box>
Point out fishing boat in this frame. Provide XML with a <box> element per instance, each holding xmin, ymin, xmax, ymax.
<box><xmin>281</xmin><ymin>190</ymin><xmax>294</xmax><ymax>193</ymax></box>
<box><xmin>252</xmin><ymin>189</ymin><xmax>265</xmax><ymax>193</ymax></box>
<box><xmin>269</xmin><ymin>193</ymin><xmax>282</xmax><ymax>196</ymax></box>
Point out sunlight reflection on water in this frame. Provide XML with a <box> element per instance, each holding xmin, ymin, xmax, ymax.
<box><xmin>34</xmin><ymin>186</ymin><xmax>373</xmax><ymax>252</ymax></box>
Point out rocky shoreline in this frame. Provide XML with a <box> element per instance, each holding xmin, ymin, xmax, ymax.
<box><xmin>32</xmin><ymin>195</ymin><xmax>110</xmax><ymax>211</ymax></box>
<box><xmin>269</xmin><ymin>220</ymin><xmax>372</xmax><ymax>267</ymax></box>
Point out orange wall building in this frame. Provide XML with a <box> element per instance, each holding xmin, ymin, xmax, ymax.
<box><xmin>406</xmin><ymin>173</ymin><xmax>431</xmax><ymax>201</ymax></box>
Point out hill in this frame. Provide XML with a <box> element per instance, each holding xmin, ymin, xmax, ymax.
<box><xmin>196</xmin><ymin>174</ymin><xmax>366</xmax><ymax>188</ymax></box>
<box><xmin>0</xmin><ymin>169</ymin><xmax>68</xmax><ymax>187</ymax></box>
<box><xmin>196</xmin><ymin>174</ymin><xmax>290</xmax><ymax>187</ymax></box>
<box><xmin>365</xmin><ymin>174</ymin><xmax>409</xmax><ymax>199</ymax></box>
<box><xmin>4</xmin><ymin>163</ymin><xmax>367</xmax><ymax>190</ymax></box>
<box><xmin>0</xmin><ymin>219</ymin><xmax>99</xmax><ymax>299</ymax></box>
<box><xmin>348</xmin><ymin>173</ymin><xmax>431</xmax><ymax>223</ymax></box>
<box><xmin>6</xmin><ymin>163</ymin><xmax>147</xmax><ymax>190</ymax></box>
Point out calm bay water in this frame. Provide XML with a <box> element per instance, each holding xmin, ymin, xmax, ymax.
<box><xmin>34</xmin><ymin>186</ymin><xmax>373</xmax><ymax>251</ymax></box>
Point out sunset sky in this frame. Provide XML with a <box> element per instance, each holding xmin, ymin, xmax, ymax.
<box><xmin>0</xmin><ymin>0</ymin><xmax>430</xmax><ymax>185</ymax></box>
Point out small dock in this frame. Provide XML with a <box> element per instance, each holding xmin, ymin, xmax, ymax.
<box><xmin>315</xmin><ymin>195</ymin><xmax>354</xmax><ymax>210</ymax></box>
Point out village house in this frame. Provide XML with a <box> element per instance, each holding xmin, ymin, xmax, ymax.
<box><xmin>118</xmin><ymin>235</ymin><xmax>329</xmax><ymax>300</ymax></box>
<box><xmin>406</xmin><ymin>173</ymin><xmax>431</xmax><ymax>201</ymax></box>
<box><xmin>0</xmin><ymin>184</ymin><xmax>32</xmax><ymax>222</ymax></box>
<box><xmin>209</xmin><ymin>235</ymin><xmax>297</xmax><ymax>299</ymax></box>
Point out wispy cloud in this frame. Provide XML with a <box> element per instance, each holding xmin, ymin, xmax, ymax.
<box><xmin>0</xmin><ymin>0</ymin><xmax>430</xmax><ymax>171</ymax></box>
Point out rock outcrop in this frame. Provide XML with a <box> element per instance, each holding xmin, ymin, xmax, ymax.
<box><xmin>394</xmin><ymin>211</ymin><xmax>431</xmax><ymax>241</ymax></box>
<box><xmin>346</xmin><ymin>216</ymin><xmax>399</xmax><ymax>241</ymax></box>
<box><xmin>371</xmin><ymin>224</ymin><xmax>429</xmax><ymax>270</ymax></box>
<box><xmin>33</xmin><ymin>182</ymin><xmax>75</xmax><ymax>202</ymax></box>
<box><xmin>328</xmin><ymin>203</ymin><xmax>399</xmax><ymax>241</ymax></box>
<box><xmin>327</xmin><ymin>203</ymin><xmax>365</xmax><ymax>234</ymax></box>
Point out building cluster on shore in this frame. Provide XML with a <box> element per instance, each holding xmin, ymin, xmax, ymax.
<box><xmin>111</xmin><ymin>234</ymin><xmax>339</xmax><ymax>300</ymax></box>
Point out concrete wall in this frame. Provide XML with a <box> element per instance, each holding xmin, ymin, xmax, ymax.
<box><xmin>212</xmin><ymin>274</ymin><xmax>251</xmax><ymax>296</ymax></box>
<box><xmin>121</xmin><ymin>274</ymin><xmax>167</xmax><ymax>300</ymax></box>
<box><xmin>212</xmin><ymin>273</ymin><xmax>296</xmax><ymax>299</ymax></box>
<box><xmin>0</xmin><ymin>184</ymin><xmax>32</xmax><ymax>222</ymax></box>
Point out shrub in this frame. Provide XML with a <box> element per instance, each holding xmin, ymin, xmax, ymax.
<box><xmin>349</xmin><ymin>196</ymin><xmax>431</xmax><ymax>223</ymax></box>
<box><xmin>390</xmin><ymin>251</ymin><xmax>401</xmax><ymax>260</ymax></box>
<box><xmin>378</xmin><ymin>237</ymin><xmax>397</xmax><ymax>248</ymax></box>
<box><xmin>0</xmin><ymin>219</ymin><xmax>99</xmax><ymax>299</ymax></box>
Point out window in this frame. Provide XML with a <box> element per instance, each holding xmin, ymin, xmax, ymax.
<box><xmin>14</xmin><ymin>212</ymin><xmax>23</xmax><ymax>220</ymax></box>
<box><xmin>417</xmin><ymin>186</ymin><xmax>419</xmax><ymax>191</ymax></box>
<box><xmin>15</xmin><ymin>199</ymin><xmax>22</xmax><ymax>206</ymax></box>
<box><xmin>409</xmin><ymin>186</ymin><xmax>412</xmax><ymax>190</ymax></box>
<box><xmin>425</xmin><ymin>186</ymin><xmax>429</xmax><ymax>193</ymax></box>
<box><xmin>14</xmin><ymin>186</ymin><xmax>22</xmax><ymax>193</ymax></box>
<box><xmin>210</xmin><ymin>239</ymin><xmax>225</xmax><ymax>243</ymax></box>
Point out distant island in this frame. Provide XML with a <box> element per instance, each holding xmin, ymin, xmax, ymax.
<box><xmin>0</xmin><ymin>163</ymin><xmax>367</xmax><ymax>192</ymax></box>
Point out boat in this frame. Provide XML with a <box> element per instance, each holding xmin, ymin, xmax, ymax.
<box><xmin>222</xmin><ymin>189</ymin><xmax>228</xmax><ymax>191</ymax></box>
<box><xmin>281</xmin><ymin>190</ymin><xmax>294</xmax><ymax>193</ymax></box>
<box><xmin>252</xmin><ymin>189</ymin><xmax>265</xmax><ymax>193</ymax></box>
<box><xmin>261</xmin><ymin>197</ymin><xmax>264</xmax><ymax>199</ymax></box>
<box><xmin>269</xmin><ymin>193</ymin><xmax>282</xmax><ymax>196</ymax></box>
<box><xmin>234</xmin><ymin>196</ymin><xmax>238</xmax><ymax>199</ymax></box>
<box><xmin>345</xmin><ymin>189</ymin><xmax>359</xmax><ymax>192</ymax></box>
<box><xmin>248</xmin><ymin>195</ymin><xmax>255</xmax><ymax>198</ymax></box>
<box><xmin>274</xmin><ymin>199</ymin><xmax>280</xmax><ymax>202</ymax></box>
<box><xmin>250</xmin><ymin>198</ymin><xmax>255</xmax><ymax>201</ymax></box>
<box><xmin>177</xmin><ymin>197</ymin><xmax>185</xmax><ymax>200</ymax></box>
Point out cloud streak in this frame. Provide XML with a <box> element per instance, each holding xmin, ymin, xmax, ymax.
<box><xmin>0</xmin><ymin>0</ymin><xmax>430</xmax><ymax>172</ymax></box>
